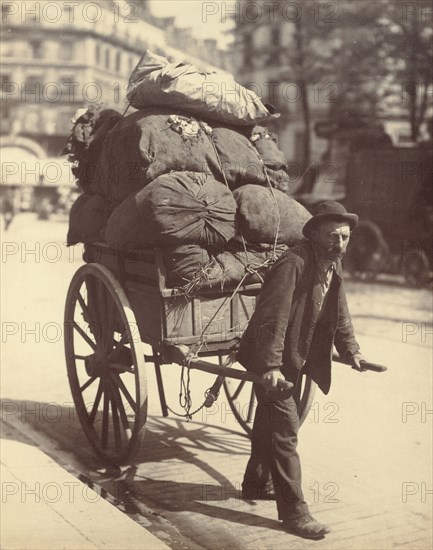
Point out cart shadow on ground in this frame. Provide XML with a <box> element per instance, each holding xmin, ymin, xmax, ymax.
<box><xmin>1</xmin><ymin>399</ymin><xmax>282</xmax><ymax>533</ymax></box>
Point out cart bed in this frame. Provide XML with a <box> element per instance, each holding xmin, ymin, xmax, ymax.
<box><xmin>83</xmin><ymin>243</ymin><xmax>261</xmax><ymax>355</ymax></box>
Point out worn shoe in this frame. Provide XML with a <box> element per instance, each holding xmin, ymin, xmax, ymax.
<box><xmin>282</xmin><ymin>514</ymin><xmax>331</xmax><ymax>540</ymax></box>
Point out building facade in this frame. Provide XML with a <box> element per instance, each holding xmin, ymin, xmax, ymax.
<box><xmin>0</xmin><ymin>0</ymin><xmax>231</xmax><ymax>206</ymax></box>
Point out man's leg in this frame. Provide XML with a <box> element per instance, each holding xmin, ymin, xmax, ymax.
<box><xmin>242</xmin><ymin>384</ymin><xmax>331</xmax><ymax>539</ymax></box>
<box><xmin>242</xmin><ymin>384</ymin><xmax>308</xmax><ymax>518</ymax></box>
<box><xmin>242</xmin><ymin>390</ymin><xmax>274</xmax><ymax>498</ymax></box>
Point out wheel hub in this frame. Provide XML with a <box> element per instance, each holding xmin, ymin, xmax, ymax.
<box><xmin>84</xmin><ymin>353</ymin><xmax>108</xmax><ymax>377</ymax></box>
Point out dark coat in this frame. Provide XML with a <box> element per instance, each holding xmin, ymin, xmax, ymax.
<box><xmin>236</xmin><ymin>242</ymin><xmax>360</xmax><ymax>394</ymax></box>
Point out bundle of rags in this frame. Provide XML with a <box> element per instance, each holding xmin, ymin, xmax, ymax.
<box><xmin>62</xmin><ymin>106</ymin><xmax>122</xmax><ymax>245</ymax></box>
<box><xmin>67</xmin><ymin>50</ymin><xmax>309</xmax><ymax>292</ymax></box>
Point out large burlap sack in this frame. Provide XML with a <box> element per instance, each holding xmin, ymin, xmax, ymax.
<box><xmin>93</xmin><ymin>109</ymin><xmax>278</xmax><ymax>203</ymax></box>
<box><xmin>213</xmin><ymin>242</ymin><xmax>289</xmax><ymax>288</ymax></box>
<box><xmin>127</xmin><ymin>51</ymin><xmax>278</xmax><ymax>126</ymax></box>
<box><xmin>93</xmin><ymin>108</ymin><xmax>219</xmax><ymax>202</ymax></box>
<box><xmin>62</xmin><ymin>108</ymin><xmax>122</xmax><ymax>193</ymax></box>
<box><xmin>211</xmin><ymin>126</ymin><xmax>267</xmax><ymax>189</ymax></box>
<box><xmin>251</xmin><ymin>127</ymin><xmax>286</xmax><ymax>168</ymax></box>
<box><xmin>264</xmin><ymin>167</ymin><xmax>291</xmax><ymax>193</ymax></box>
<box><xmin>251</xmin><ymin>127</ymin><xmax>290</xmax><ymax>192</ymax></box>
<box><xmin>233</xmin><ymin>185</ymin><xmax>311</xmax><ymax>244</ymax></box>
<box><xmin>67</xmin><ymin>194</ymin><xmax>110</xmax><ymax>245</ymax></box>
<box><xmin>162</xmin><ymin>241</ymin><xmax>288</xmax><ymax>290</ymax></box>
<box><xmin>105</xmin><ymin>171</ymin><xmax>236</xmax><ymax>249</ymax></box>
<box><xmin>162</xmin><ymin>245</ymin><xmax>212</xmax><ymax>288</ymax></box>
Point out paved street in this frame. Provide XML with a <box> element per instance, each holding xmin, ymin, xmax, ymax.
<box><xmin>1</xmin><ymin>213</ymin><xmax>432</xmax><ymax>549</ymax></box>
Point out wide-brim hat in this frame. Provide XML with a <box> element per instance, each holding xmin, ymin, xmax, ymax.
<box><xmin>303</xmin><ymin>201</ymin><xmax>359</xmax><ymax>238</ymax></box>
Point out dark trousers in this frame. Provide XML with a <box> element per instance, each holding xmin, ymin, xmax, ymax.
<box><xmin>242</xmin><ymin>384</ymin><xmax>309</xmax><ymax>521</ymax></box>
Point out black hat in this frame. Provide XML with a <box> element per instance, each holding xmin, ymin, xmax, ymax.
<box><xmin>303</xmin><ymin>201</ymin><xmax>359</xmax><ymax>238</ymax></box>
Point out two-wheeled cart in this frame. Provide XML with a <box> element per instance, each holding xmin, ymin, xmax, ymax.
<box><xmin>64</xmin><ymin>243</ymin><xmax>385</xmax><ymax>465</ymax></box>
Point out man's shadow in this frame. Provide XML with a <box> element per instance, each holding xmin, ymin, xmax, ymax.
<box><xmin>1</xmin><ymin>399</ymin><xmax>282</xmax><ymax>532</ymax></box>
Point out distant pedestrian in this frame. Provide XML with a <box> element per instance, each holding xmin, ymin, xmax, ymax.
<box><xmin>1</xmin><ymin>191</ymin><xmax>15</xmax><ymax>231</ymax></box>
<box><xmin>237</xmin><ymin>201</ymin><xmax>367</xmax><ymax>540</ymax></box>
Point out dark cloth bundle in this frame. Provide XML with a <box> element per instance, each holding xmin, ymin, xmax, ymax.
<box><xmin>250</xmin><ymin>127</ymin><xmax>290</xmax><ymax>192</ymax></box>
<box><xmin>211</xmin><ymin>241</ymin><xmax>289</xmax><ymax>288</ymax></box>
<box><xmin>92</xmin><ymin>108</ymin><xmax>290</xmax><ymax>204</ymax></box>
<box><xmin>127</xmin><ymin>50</ymin><xmax>277</xmax><ymax>126</ymax></box>
<box><xmin>251</xmin><ymin>127</ymin><xmax>286</xmax><ymax>168</ymax></box>
<box><xmin>105</xmin><ymin>171</ymin><xmax>236</xmax><ymax>249</ymax></box>
<box><xmin>233</xmin><ymin>185</ymin><xmax>311</xmax><ymax>244</ymax></box>
<box><xmin>162</xmin><ymin>245</ymin><xmax>212</xmax><ymax>288</ymax></box>
<box><xmin>210</xmin><ymin>126</ymin><xmax>268</xmax><ymax>189</ymax></box>
<box><xmin>162</xmin><ymin>240</ymin><xmax>288</xmax><ymax>290</ymax></box>
<box><xmin>92</xmin><ymin>108</ymin><xmax>217</xmax><ymax>202</ymax></box>
<box><xmin>62</xmin><ymin>108</ymin><xmax>122</xmax><ymax>193</ymax></box>
<box><xmin>67</xmin><ymin>194</ymin><xmax>110</xmax><ymax>246</ymax></box>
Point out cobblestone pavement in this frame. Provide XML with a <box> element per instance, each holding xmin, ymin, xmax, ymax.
<box><xmin>2</xmin><ymin>215</ymin><xmax>432</xmax><ymax>549</ymax></box>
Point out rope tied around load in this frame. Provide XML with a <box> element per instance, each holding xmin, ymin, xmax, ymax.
<box><xmin>171</xmin><ymin>129</ymin><xmax>283</xmax><ymax>419</ymax></box>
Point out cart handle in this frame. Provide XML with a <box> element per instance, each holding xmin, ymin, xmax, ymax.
<box><xmin>332</xmin><ymin>353</ymin><xmax>388</xmax><ymax>372</ymax></box>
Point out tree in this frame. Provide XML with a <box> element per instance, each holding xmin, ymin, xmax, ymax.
<box><xmin>377</xmin><ymin>0</ymin><xmax>433</xmax><ymax>141</ymax></box>
<box><xmin>280</xmin><ymin>1</ymin><xmax>339</xmax><ymax>172</ymax></box>
<box><xmin>328</xmin><ymin>0</ymin><xmax>433</xmax><ymax>141</ymax></box>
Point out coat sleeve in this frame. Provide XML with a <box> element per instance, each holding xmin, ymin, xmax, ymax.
<box><xmin>334</xmin><ymin>282</ymin><xmax>361</xmax><ymax>361</ymax></box>
<box><xmin>252</xmin><ymin>255</ymin><xmax>300</xmax><ymax>372</ymax></box>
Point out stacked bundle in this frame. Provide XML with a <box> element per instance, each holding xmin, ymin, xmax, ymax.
<box><xmin>66</xmin><ymin>51</ymin><xmax>311</xmax><ymax>291</ymax></box>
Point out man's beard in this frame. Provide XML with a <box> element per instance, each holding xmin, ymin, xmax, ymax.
<box><xmin>323</xmin><ymin>246</ymin><xmax>345</xmax><ymax>261</ymax></box>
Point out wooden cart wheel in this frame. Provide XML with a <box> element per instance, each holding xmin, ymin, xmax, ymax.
<box><xmin>345</xmin><ymin>220</ymin><xmax>389</xmax><ymax>280</ymax></box>
<box><xmin>223</xmin><ymin>366</ymin><xmax>316</xmax><ymax>437</ymax></box>
<box><xmin>64</xmin><ymin>264</ymin><xmax>147</xmax><ymax>465</ymax></box>
<box><xmin>402</xmin><ymin>249</ymin><xmax>431</xmax><ymax>288</ymax></box>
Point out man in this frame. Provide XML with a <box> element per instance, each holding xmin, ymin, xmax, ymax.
<box><xmin>237</xmin><ymin>201</ymin><xmax>366</xmax><ymax>540</ymax></box>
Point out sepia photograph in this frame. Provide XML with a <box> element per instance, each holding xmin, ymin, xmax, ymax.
<box><xmin>1</xmin><ymin>0</ymin><xmax>432</xmax><ymax>548</ymax></box>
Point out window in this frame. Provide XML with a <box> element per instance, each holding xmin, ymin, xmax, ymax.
<box><xmin>58</xmin><ymin>110</ymin><xmax>74</xmax><ymax>133</ymax></box>
<box><xmin>95</xmin><ymin>43</ymin><xmax>101</xmax><ymax>65</ymax></box>
<box><xmin>30</xmin><ymin>40</ymin><xmax>43</xmax><ymax>59</ymax></box>
<box><xmin>59</xmin><ymin>40</ymin><xmax>74</xmax><ymax>61</ymax></box>
<box><xmin>271</xmin><ymin>25</ymin><xmax>280</xmax><ymax>47</ymax></box>
<box><xmin>1</xmin><ymin>41</ymin><xmax>13</xmax><ymax>57</ymax></box>
<box><xmin>24</xmin><ymin>108</ymin><xmax>39</xmax><ymax>132</ymax></box>
<box><xmin>64</xmin><ymin>4</ymin><xmax>73</xmax><ymax>23</ymax></box>
<box><xmin>2</xmin><ymin>103</ymin><xmax>10</xmax><ymax>120</ymax></box>
<box><xmin>25</xmin><ymin>75</ymin><xmax>42</xmax><ymax>89</ymax></box>
<box><xmin>244</xmin><ymin>34</ymin><xmax>253</xmax><ymax>68</ymax></box>
<box><xmin>60</xmin><ymin>75</ymin><xmax>75</xmax><ymax>100</ymax></box>
<box><xmin>105</xmin><ymin>48</ymin><xmax>111</xmax><ymax>70</ymax></box>
<box><xmin>60</xmin><ymin>74</ymin><xmax>74</xmax><ymax>84</ymax></box>
<box><xmin>115</xmin><ymin>51</ymin><xmax>121</xmax><ymax>73</ymax></box>
<box><xmin>0</xmin><ymin>74</ymin><xmax>13</xmax><ymax>89</ymax></box>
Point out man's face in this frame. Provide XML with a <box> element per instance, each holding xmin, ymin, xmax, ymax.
<box><xmin>312</xmin><ymin>221</ymin><xmax>351</xmax><ymax>262</ymax></box>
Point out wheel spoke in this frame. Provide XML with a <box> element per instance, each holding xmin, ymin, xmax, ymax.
<box><xmin>107</xmin><ymin>381</ymin><xmax>122</xmax><ymax>451</ymax></box>
<box><xmin>111</xmin><ymin>372</ymin><xmax>137</xmax><ymax>413</ymax></box>
<box><xmin>246</xmin><ymin>385</ymin><xmax>256</xmax><ymax>423</ymax></box>
<box><xmin>102</xmin><ymin>295</ymin><xmax>116</xmax><ymax>351</ymax></box>
<box><xmin>76</xmin><ymin>292</ymin><xmax>90</xmax><ymax>320</ymax></box>
<box><xmin>89</xmin><ymin>380</ymin><xmax>104</xmax><ymax>423</ymax></box>
<box><xmin>101</xmin><ymin>384</ymin><xmax>110</xmax><ymax>449</ymax></box>
<box><xmin>80</xmin><ymin>376</ymin><xmax>97</xmax><ymax>393</ymax></box>
<box><xmin>109</xmin><ymin>377</ymin><xmax>132</xmax><ymax>440</ymax></box>
<box><xmin>73</xmin><ymin>321</ymin><xmax>96</xmax><ymax>351</ymax></box>
<box><xmin>231</xmin><ymin>380</ymin><xmax>246</xmax><ymax>401</ymax></box>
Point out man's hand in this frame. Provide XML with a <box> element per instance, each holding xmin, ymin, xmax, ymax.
<box><xmin>262</xmin><ymin>368</ymin><xmax>286</xmax><ymax>392</ymax></box>
<box><xmin>351</xmin><ymin>352</ymin><xmax>367</xmax><ymax>372</ymax></box>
